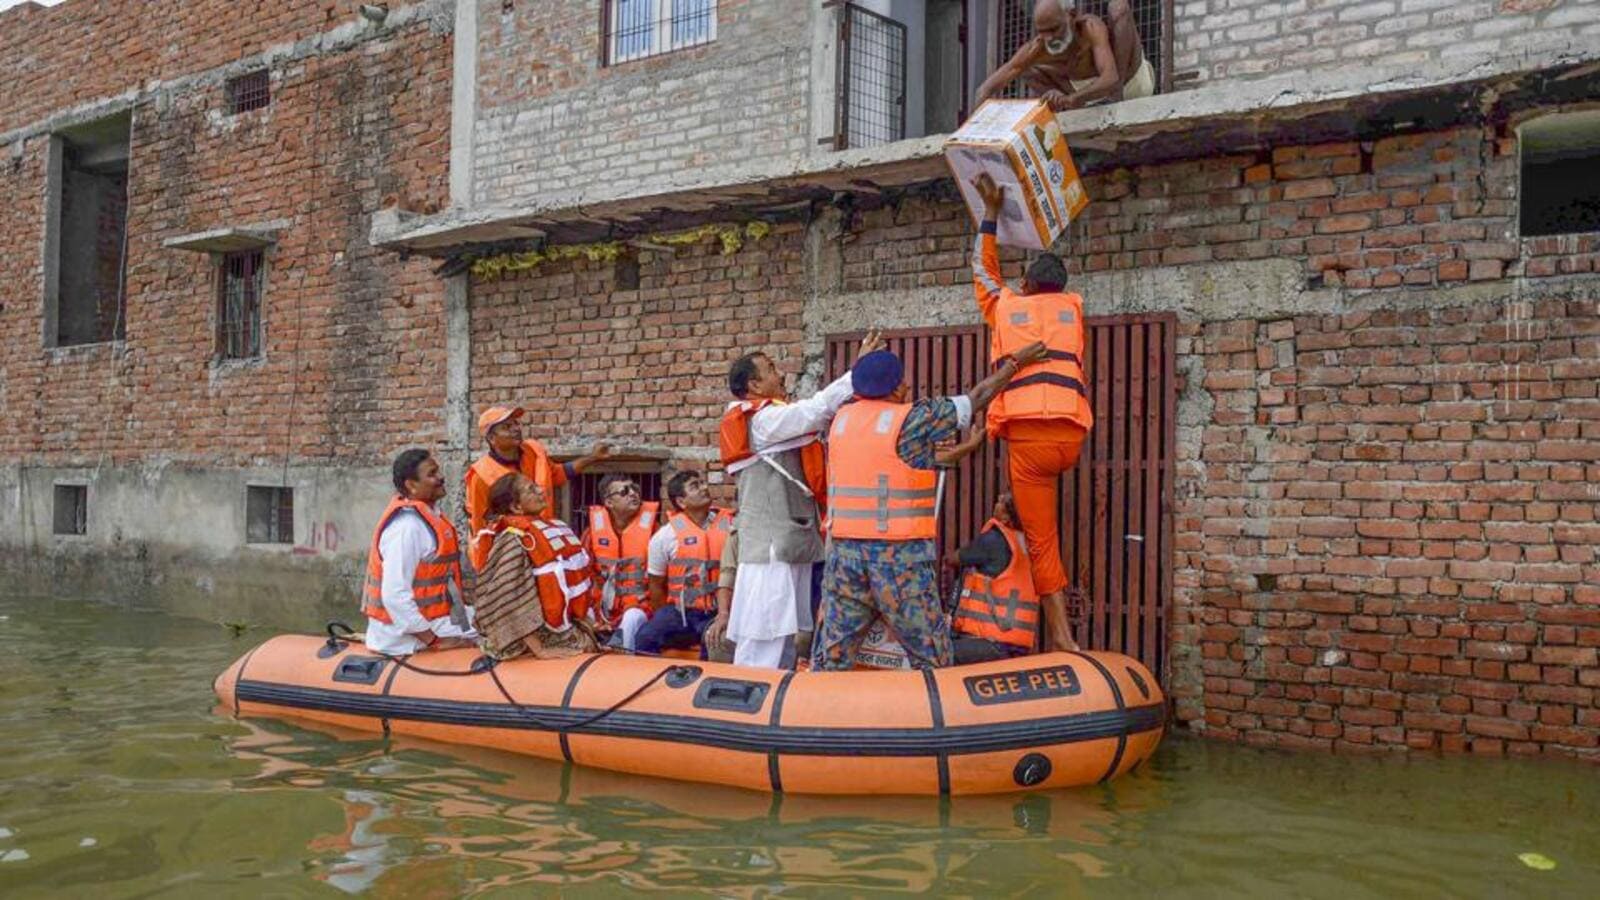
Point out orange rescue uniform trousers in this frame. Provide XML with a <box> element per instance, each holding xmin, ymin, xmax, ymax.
<box><xmin>1004</xmin><ymin>419</ymin><xmax>1089</xmax><ymax>596</ymax></box>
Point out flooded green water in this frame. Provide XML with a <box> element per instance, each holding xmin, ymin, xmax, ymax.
<box><xmin>1</xmin><ymin>592</ymin><xmax>1596</xmax><ymax>898</ymax></box>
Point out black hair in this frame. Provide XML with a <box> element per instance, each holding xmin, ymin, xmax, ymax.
<box><xmin>1024</xmin><ymin>253</ymin><xmax>1068</xmax><ymax>293</ymax></box>
<box><xmin>598</xmin><ymin>472</ymin><xmax>636</xmax><ymax>501</ymax></box>
<box><xmin>487</xmin><ymin>472</ymin><xmax>525</xmax><ymax>518</ymax></box>
<box><xmin>665</xmin><ymin>470</ymin><xmax>700</xmax><ymax>511</ymax></box>
<box><xmin>392</xmin><ymin>448</ymin><xmax>432</xmax><ymax>495</ymax></box>
<box><xmin>727</xmin><ymin>351</ymin><xmax>767</xmax><ymax>399</ymax></box>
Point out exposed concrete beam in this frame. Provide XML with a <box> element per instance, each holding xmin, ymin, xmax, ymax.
<box><xmin>449</xmin><ymin>0</ymin><xmax>477</xmax><ymax>207</ymax></box>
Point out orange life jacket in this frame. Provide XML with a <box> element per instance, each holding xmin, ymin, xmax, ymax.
<box><xmin>719</xmin><ymin>399</ymin><xmax>829</xmax><ymax>517</ymax></box>
<box><xmin>825</xmin><ymin>399</ymin><xmax>938</xmax><ymax>541</ymax></box>
<box><xmin>585</xmin><ymin>501</ymin><xmax>659</xmax><ymax>621</ymax></box>
<box><xmin>482</xmin><ymin>514</ymin><xmax>596</xmax><ymax>627</ymax></box>
<box><xmin>665</xmin><ymin>508</ymin><xmax>733</xmax><ymax>613</ymax></box>
<box><xmin>361</xmin><ymin>496</ymin><xmax>462</xmax><ymax>628</ymax></box>
<box><xmin>951</xmin><ymin>519</ymin><xmax>1041</xmax><ymax>650</ymax></box>
<box><xmin>987</xmin><ymin>291</ymin><xmax>1094</xmax><ymax>436</ymax></box>
<box><xmin>465</xmin><ymin>439</ymin><xmax>559</xmax><ymax>535</ymax></box>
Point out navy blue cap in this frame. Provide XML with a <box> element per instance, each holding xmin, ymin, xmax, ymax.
<box><xmin>851</xmin><ymin>350</ymin><xmax>904</xmax><ymax>399</ymax></box>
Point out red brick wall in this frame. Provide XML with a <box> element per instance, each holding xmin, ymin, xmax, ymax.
<box><xmin>467</xmin><ymin>223</ymin><xmax>809</xmax><ymax>457</ymax></box>
<box><xmin>0</xmin><ymin>8</ymin><xmax>453</xmax><ymax>465</ymax></box>
<box><xmin>1175</xmin><ymin>302</ymin><xmax>1600</xmax><ymax>758</ymax></box>
<box><xmin>0</xmin><ymin>1</ymin><xmax>378</xmax><ymax>134</ymax></box>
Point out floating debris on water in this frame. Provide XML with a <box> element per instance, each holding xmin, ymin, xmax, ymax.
<box><xmin>0</xmin><ymin>848</ymin><xmax>29</xmax><ymax>863</ymax></box>
<box><xmin>1518</xmin><ymin>852</ymin><xmax>1557</xmax><ymax>871</ymax></box>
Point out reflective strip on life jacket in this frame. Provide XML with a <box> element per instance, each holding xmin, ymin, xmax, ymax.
<box><xmin>665</xmin><ymin>508</ymin><xmax>731</xmax><ymax>614</ymax></box>
<box><xmin>826</xmin><ymin>401</ymin><xmax>938</xmax><ymax>541</ymax></box>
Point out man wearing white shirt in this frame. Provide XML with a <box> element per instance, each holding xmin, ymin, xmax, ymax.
<box><xmin>361</xmin><ymin>448</ymin><xmax>479</xmax><ymax>656</ymax></box>
<box><xmin>717</xmin><ymin>332</ymin><xmax>883</xmax><ymax>668</ymax></box>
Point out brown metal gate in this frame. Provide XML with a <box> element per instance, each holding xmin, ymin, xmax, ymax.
<box><xmin>825</xmin><ymin>314</ymin><xmax>1176</xmax><ymax>682</ymax></box>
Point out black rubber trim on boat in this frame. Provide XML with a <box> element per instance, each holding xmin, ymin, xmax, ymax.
<box><xmin>235</xmin><ymin>679</ymin><xmax>1165</xmax><ymax>757</ymax></box>
<box><xmin>767</xmin><ymin>671</ymin><xmax>795</xmax><ymax>792</ymax></box>
<box><xmin>558</xmin><ymin>655</ymin><xmax>604</xmax><ymax>762</ymax></box>
<box><xmin>232</xmin><ymin>645</ymin><xmax>263</xmax><ymax>717</ymax></box>
<box><xmin>1067</xmin><ymin>651</ymin><xmax>1128</xmax><ymax>783</ymax></box>
<box><xmin>922</xmin><ymin>668</ymin><xmax>950</xmax><ymax>795</ymax></box>
<box><xmin>379</xmin><ymin>653</ymin><xmax>405</xmax><ymax>739</ymax></box>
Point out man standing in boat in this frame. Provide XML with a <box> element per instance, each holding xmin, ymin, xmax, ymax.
<box><xmin>970</xmin><ymin>174</ymin><xmax>1093</xmax><ymax>654</ymax></box>
<box><xmin>464</xmin><ymin>405</ymin><xmax>611</xmax><ymax>550</ymax></box>
<box><xmin>718</xmin><ymin>331</ymin><xmax>883</xmax><ymax>669</ymax></box>
<box><xmin>361</xmin><ymin>448</ymin><xmax>479</xmax><ymax>655</ymax></box>
<box><xmin>812</xmin><ymin>343</ymin><xmax>1047</xmax><ymax>670</ymax></box>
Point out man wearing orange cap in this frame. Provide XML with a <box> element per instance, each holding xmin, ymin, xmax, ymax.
<box><xmin>969</xmin><ymin>174</ymin><xmax>1092</xmax><ymax>653</ymax></box>
<box><xmin>464</xmin><ymin>406</ymin><xmax>611</xmax><ymax>559</ymax></box>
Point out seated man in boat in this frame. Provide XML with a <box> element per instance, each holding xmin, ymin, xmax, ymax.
<box><xmin>582</xmin><ymin>473</ymin><xmax>659</xmax><ymax>651</ymax></box>
<box><xmin>472</xmin><ymin>473</ymin><xmax>601</xmax><ymax>659</ymax></box>
<box><xmin>812</xmin><ymin>343</ymin><xmax>1047</xmax><ymax>671</ymax></box>
<box><xmin>463</xmin><ymin>406</ymin><xmax>611</xmax><ymax>558</ymax></box>
<box><xmin>975</xmin><ymin>0</ymin><xmax>1153</xmax><ymax>112</ymax></box>
<box><xmin>362</xmin><ymin>448</ymin><xmax>478</xmax><ymax>655</ymax></box>
<box><xmin>947</xmin><ymin>492</ymin><xmax>1046</xmax><ymax>664</ymax></box>
<box><xmin>638</xmin><ymin>470</ymin><xmax>734</xmax><ymax>657</ymax></box>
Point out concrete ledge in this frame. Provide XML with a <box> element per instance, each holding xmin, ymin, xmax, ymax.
<box><xmin>163</xmin><ymin>224</ymin><xmax>285</xmax><ymax>253</ymax></box>
<box><xmin>372</xmin><ymin>44</ymin><xmax>1600</xmax><ymax>257</ymax></box>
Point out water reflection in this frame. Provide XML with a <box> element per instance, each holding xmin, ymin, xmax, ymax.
<box><xmin>225</xmin><ymin>715</ymin><xmax>1153</xmax><ymax>894</ymax></box>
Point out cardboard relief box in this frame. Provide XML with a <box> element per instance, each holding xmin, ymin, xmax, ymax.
<box><xmin>944</xmin><ymin>99</ymin><xmax>1089</xmax><ymax>250</ymax></box>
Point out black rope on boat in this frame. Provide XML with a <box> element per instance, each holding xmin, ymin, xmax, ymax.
<box><xmin>321</xmin><ymin>620</ymin><xmax>689</xmax><ymax>729</ymax></box>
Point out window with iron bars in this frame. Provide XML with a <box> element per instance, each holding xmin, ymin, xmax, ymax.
<box><xmin>833</xmin><ymin>2</ymin><xmax>907</xmax><ymax>150</ymax></box>
<box><xmin>992</xmin><ymin>0</ymin><xmax>1166</xmax><ymax>99</ymax></box>
<box><xmin>218</xmin><ymin>250</ymin><xmax>264</xmax><ymax>360</ymax></box>
<box><xmin>603</xmin><ymin>0</ymin><xmax>717</xmax><ymax>66</ymax></box>
<box><xmin>226</xmin><ymin>70</ymin><xmax>271</xmax><ymax>115</ymax></box>
<box><xmin>246</xmin><ymin>486</ymin><xmax>295</xmax><ymax>545</ymax></box>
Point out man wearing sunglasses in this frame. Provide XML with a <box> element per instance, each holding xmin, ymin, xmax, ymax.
<box><xmin>582</xmin><ymin>473</ymin><xmax>659</xmax><ymax>650</ymax></box>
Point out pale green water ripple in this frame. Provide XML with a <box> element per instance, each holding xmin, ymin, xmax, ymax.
<box><xmin>0</xmin><ymin>592</ymin><xmax>1595</xmax><ymax>897</ymax></box>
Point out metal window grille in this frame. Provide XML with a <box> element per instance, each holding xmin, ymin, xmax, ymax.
<box><xmin>227</xmin><ymin>70</ymin><xmax>271</xmax><ymax>114</ymax></box>
<box><xmin>992</xmin><ymin>0</ymin><xmax>1167</xmax><ymax>99</ymax></box>
<box><xmin>218</xmin><ymin>250</ymin><xmax>264</xmax><ymax>360</ymax></box>
<box><xmin>834</xmin><ymin>3</ymin><xmax>907</xmax><ymax>150</ymax></box>
<box><xmin>52</xmin><ymin>484</ymin><xmax>87</xmax><ymax>536</ymax></box>
<box><xmin>246</xmin><ymin>486</ymin><xmax>295</xmax><ymax>544</ymax></box>
<box><xmin>603</xmin><ymin>0</ymin><xmax>717</xmax><ymax>66</ymax></box>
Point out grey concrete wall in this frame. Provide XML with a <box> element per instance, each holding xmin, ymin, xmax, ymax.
<box><xmin>0</xmin><ymin>463</ymin><xmax>406</xmax><ymax>630</ymax></box>
<box><xmin>1172</xmin><ymin>0</ymin><xmax>1600</xmax><ymax>85</ymax></box>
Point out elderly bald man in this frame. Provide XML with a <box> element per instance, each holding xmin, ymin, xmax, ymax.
<box><xmin>976</xmin><ymin>0</ymin><xmax>1153</xmax><ymax>112</ymax></box>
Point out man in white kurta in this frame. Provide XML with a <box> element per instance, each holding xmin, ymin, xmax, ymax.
<box><xmin>721</xmin><ymin>336</ymin><xmax>879</xmax><ymax>668</ymax></box>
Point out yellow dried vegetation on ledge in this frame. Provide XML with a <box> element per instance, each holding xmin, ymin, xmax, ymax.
<box><xmin>469</xmin><ymin>221</ymin><xmax>774</xmax><ymax>281</ymax></box>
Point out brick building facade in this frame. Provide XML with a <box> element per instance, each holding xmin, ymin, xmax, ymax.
<box><xmin>4</xmin><ymin>0</ymin><xmax>1598</xmax><ymax>759</ymax></box>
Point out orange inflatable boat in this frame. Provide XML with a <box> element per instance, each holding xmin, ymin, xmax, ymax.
<box><xmin>215</xmin><ymin>633</ymin><xmax>1165</xmax><ymax>795</ymax></box>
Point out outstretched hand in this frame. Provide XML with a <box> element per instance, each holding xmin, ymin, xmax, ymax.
<box><xmin>858</xmin><ymin>327</ymin><xmax>886</xmax><ymax>358</ymax></box>
<box><xmin>1009</xmin><ymin>340</ymin><xmax>1049</xmax><ymax>368</ymax></box>
<box><xmin>974</xmin><ymin>174</ymin><xmax>1004</xmax><ymax>218</ymax></box>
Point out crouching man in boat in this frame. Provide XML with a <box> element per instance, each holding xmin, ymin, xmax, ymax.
<box><xmin>719</xmin><ymin>331</ymin><xmax>883</xmax><ymax>669</ymax></box>
<box><xmin>637</xmin><ymin>470</ymin><xmax>734</xmax><ymax>658</ymax></box>
<box><xmin>471</xmin><ymin>473</ymin><xmax>601</xmax><ymax>659</ymax></box>
<box><xmin>812</xmin><ymin>343</ymin><xmax>1048</xmax><ymax>670</ymax></box>
<box><xmin>362</xmin><ymin>448</ymin><xmax>479</xmax><ymax>655</ymax></box>
<box><xmin>582</xmin><ymin>474</ymin><xmax>659</xmax><ymax>652</ymax></box>
<box><xmin>947</xmin><ymin>492</ymin><xmax>1044</xmax><ymax>664</ymax></box>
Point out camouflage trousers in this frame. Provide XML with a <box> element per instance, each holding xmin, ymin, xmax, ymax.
<box><xmin>812</xmin><ymin>538</ymin><xmax>953</xmax><ymax>671</ymax></box>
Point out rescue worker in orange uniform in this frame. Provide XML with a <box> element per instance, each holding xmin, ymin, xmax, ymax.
<box><xmin>636</xmin><ymin>470</ymin><xmax>734</xmax><ymax>657</ymax></box>
<box><xmin>463</xmin><ymin>405</ymin><xmax>611</xmax><ymax>547</ymax></box>
<box><xmin>362</xmin><ymin>448</ymin><xmax>478</xmax><ymax>655</ymax></box>
<box><xmin>582</xmin><ymin>473</ymin><xmax>660</xmax><ymax>650</ymax></box>
<box><xmin>971</xmin><ymin>173</ymin><xmax>1093</xmax><ymax>653</ymax></box>
<box><xmin>946</xmin><ymin>492</ymin><xmax>1042</xmax><ymax>664</ymax></box>
<box><xmin>812</xmin><ymin>343</ymin><xmax>1047</xmax><ymax>670</ymax></box>
<box><xmin>471</xmin><ymin>473</ymin><xmax>600</xmax><ymax>659</ymax></box>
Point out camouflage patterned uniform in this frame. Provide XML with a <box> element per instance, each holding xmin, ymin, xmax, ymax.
<box><xmin>812</xmin><ymin>397</ymin><xmax>963</xmax><ymax>671</ymax></box>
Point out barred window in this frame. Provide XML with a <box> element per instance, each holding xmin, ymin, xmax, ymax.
<box><xmin>227</xmin><ymin>70</ymin><xmax>271</xmax><ymax>115</ymax></box>
<box><xmin>218</xmin><ymin>250</ymin><xmax>264</xmax><ymax>360</ymax></box>
<box><xmin>604</xmin><ymin>0</ymin><xmax>717</xmax><ymax>66</ymax></box>
<box><xmin>53</xmin><ymin>484</ymin><xmax>88</xmax><ymax>536</ymax></box>
<box><xmin>246</xmin><ymin>486</ymin><xmax>294</xmax><ymax>544</ymax></box>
